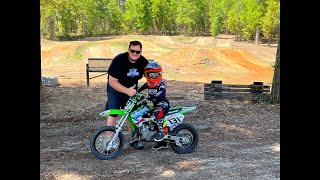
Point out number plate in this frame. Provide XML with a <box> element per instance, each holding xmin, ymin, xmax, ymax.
<box><xmin>166</xmin><ymin>114</ymin><xmax>184</xmax><ymax>127</ymax></box>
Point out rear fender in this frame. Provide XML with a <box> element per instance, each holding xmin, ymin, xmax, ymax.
<box><xmin>180</xmin><ymin>106</ymin><xmax>197</xmax><ymax>114</ymax></box>
<box><xmin>165</xmin><ymin>106</ymin><xmax>196</xmax><ymax>130</ymax></box>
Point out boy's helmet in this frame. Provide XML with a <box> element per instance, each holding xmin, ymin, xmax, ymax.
<box><xmin>144</xmin><ymin>61</ymin><xmax>162</xmax><ymax>88</ymax></box>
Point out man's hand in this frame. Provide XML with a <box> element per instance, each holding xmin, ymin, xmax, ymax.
<box><xmin>127</xmin><ymin>85</ymin><xmax>137</xmax><ymax>97</ymax></box>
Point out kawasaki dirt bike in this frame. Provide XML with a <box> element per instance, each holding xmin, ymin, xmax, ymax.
<box><xmin>90</xmin><ymin>92</ymin><xmax>199</xmax><ymax>160</ymax></box>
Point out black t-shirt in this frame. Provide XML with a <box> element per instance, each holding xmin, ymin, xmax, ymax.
<box><xmin>107</xmin><ymin>52</ymin><xmax>149</xmax><ymax>94</ymax></box>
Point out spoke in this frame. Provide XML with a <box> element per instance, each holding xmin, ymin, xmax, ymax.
<box><xmin>95</xmin><ymin>130</ymin><xmax>120</xmax><ymax>155</ymax></box>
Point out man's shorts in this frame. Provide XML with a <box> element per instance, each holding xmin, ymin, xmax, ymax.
<box><xmin>105</xmin><ymin>91</ymin><xmax>130</xmax><ymax>117</ymax></box>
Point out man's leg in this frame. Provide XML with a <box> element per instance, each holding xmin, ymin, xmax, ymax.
<box><xmin>118</xmin><ymin>94</ymin><xmax>144</xmax><ymax>150</ymax></box>
<box><xmin>105</xmin><ymin>94</ymin><xmax>132</xmax><ymax>142</ymax></box>
<box><xmin>104</xmin><ymin>93</ymin><xmax>121</xmax><ymax>138</ymax></box>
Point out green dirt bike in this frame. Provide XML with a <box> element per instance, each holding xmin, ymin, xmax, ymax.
<box><xmin>90</xmin><ymin>92</ymin><xmax>199</xmax><ymax>160</ymax></box>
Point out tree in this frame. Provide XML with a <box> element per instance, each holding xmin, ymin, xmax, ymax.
<box><xmin>260</xmin><ymin>0</ymin><xmax>280</xmax><ymax>46</ymax></box>
<box><xmin>209</xmin><ymin>0</ymin><xmax>234</xmax><ymax>36</ymax></box>
<box><xmin>240</xmin><ymin>0</ymin><xmax>264</xmax><ymax>41</ymax></box>
<box><xmin>226</xmin><ymin>0</ymin><xmax>245</xmax><ymax>41</ymax></box>
<box><xmin>176</xmin><ymin>0</ymin><xmax>198</xmax><ymax>35</ymax></box>
<box><xmin>124</xmin><ymin>0</ymin><xmax>153</xmax><ymax>34</ymax></box>
<box><xmin>41</xmin><ymin>0</ymin><xmax>59</xmax><ymax>39</ymax></box>
<box><xmin>271</xmin><ymin>35</ymin><xmax>280</xmax><ymax>103</ymax></box>
<box><xmin>254</xmin><ymin>0</ymin><xmax>265</xmax><ymax>45</ymax></box>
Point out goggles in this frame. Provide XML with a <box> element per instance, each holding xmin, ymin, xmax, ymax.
<box><xmin>146</xmin><ymin>72</ymin><xmax>162</xmax><ymax>78</ymax></box>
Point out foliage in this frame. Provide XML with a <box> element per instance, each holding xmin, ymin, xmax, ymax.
<box><xmin>260</xmin><ymin>0</ymin><xmax>280</xmax><ymax>45</ymax></box>
<box><xmin>240</xmin><ymin>0</ymin><xmax>265</xmax><ymax>41</ymax></box>
<box><xmin>252</xmin><ymin>93</ymin><xmax>272</xmax><ymax>104</ymax></box>
<box><xmin>209</xmin><ymin>0</ymin><xmax>234</xmax><ymax>36</ymax></box>
<box><xmin>40</xmin><ymin>0</ymin><xmax>280</xmax><ymax>41</ymax></box>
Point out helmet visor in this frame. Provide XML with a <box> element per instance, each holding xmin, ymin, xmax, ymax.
<box><xmin>146</xmin><ymin>72</ymin><xmax>161</xmax><ymax>79</ymax></box>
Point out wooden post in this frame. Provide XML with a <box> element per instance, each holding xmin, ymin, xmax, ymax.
<box><xmin>251</xmin><ymin>82</ymin><xmax>263</xmax><ymax>93</ymax></box>
<box><xmin>250</xmin><ymin>82</ymin><xmax>263</xmax><ymax>101</ymax></box>
<box><xmin>86</xmin><ymin>64</ymin><xmax>90</xmax><ymax>87</ymax></box>
<box><xmin>211</xmin><ymin>80</ymin><xmax>222</xmax><ymax>92</ymax></box>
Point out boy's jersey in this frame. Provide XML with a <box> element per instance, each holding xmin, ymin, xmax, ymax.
<box><xmin>137</xmin><ymin>80</ymin><xmax>169</xmax><ymax>106</ymax></box>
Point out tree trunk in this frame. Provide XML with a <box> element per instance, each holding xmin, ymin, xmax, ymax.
<box><xmin>40</xmin><ymin>42</ymin><xmax>43</xmax><ymax>87</ymax></box>
<box><xmin>49</xmin><ymin>17</ymin><xmax>54</xmax><ymax>40</ymax></box>
<box><xmin>82</xmin><ymin>13</ymin><xmax>86</xmax><ymax>37</ymax></box>
<box><xmin>255</xmin><ymin>0</ymin><xmax>262</xmax><ymax>45</ymax></box>
<box><xmin>268</xmin><ymin>35</ymin><xmax>272</xmax><ymax>47</ymax></box>
<box><xmin>271</xmin><ymin>37</ymin><xmax>280</xmax><ymax>103</ymax></box>
<box><xmin>255</xmin><ymin>28</ymin><xmax>260</xmax><ymax>45</ymax></box>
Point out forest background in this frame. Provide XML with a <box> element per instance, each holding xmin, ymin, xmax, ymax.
<box><xmin>40</xmin><ymin>0</ymin><xmax>280</xmax><ymax>47</ymax></box>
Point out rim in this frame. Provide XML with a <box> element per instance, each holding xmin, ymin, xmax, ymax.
<box><xmin>94</xmin><ymin>131</ymin><xmax>120</xmax><ymax>155</ymax></box>
<box><xmin>176</xmin><ymin>129</ymin><xmax>194</xmax><ymax>148</ymax></box>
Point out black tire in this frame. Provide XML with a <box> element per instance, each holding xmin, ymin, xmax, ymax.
<box><xmin>90</xmin><ymin>126</ymin><xmax>125</xmax><ymax>160</ymax></box>
<box><xmin>170</xmin><ymin>123</ymin><xmax>199</xmax><ymax>154</ymax></box>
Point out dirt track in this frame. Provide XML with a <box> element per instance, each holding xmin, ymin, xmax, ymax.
<box><xmin>40</xmin><ymin>35</ymin><xmax>279</xmax><ymax>179</ymax></box>
<box><xmin>40</xmin><ymin>80</ymin><xmax>279</xmax><ymax>180</ymax></box>
<box><xmin>40</xmin><ymin>34</ymin><xmax>277</xmax><ymax>85</ymax></box>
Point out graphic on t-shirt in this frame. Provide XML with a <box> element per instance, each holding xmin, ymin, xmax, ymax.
<box><xmin>127</xmin><ymin>68</ymin><xmax>139</xmax><ymax>77</ymax></box>
<box><xmin>148</xmin><ymin>88</ymin><xmax>157</xmax><ymax>95</ymax></box>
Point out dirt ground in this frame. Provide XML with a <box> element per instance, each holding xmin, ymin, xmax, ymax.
<box><xmin>40</xmin><ymin>35</ymin><xmax>280</xmax><ymax>179</ymax></box>
<box><xmin>40</xmin><ymin>34</ymin><xmax>277</xmax><ymax>85</ymax></box>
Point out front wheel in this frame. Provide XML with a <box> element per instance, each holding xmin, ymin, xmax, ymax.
<box><xmin>170</xmin><ymin>123</ymin><xmax>199</xmax><ymax>154</ymax></box>
<box><xmin>90</xmin><ymin>126</ymin><xmax>124</xmax><ymax>160</ymax></box>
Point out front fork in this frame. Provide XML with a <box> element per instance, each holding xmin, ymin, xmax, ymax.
<box><xmin>105</xmin><ymin>111</ymin><xmax>136</xmax><ymax>151</ymax></box>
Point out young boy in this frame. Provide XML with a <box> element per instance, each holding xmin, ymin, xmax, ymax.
<box><xmin>132</xmin><ymin>61</ymin><xmax>170</xmax><ymax>149</ymax></box>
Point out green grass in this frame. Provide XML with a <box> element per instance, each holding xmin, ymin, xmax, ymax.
<box><xmin>66</xmin><ymin>42</ymin><xmax>99</xmax><ymax>62</ymax></box>
<box><xmin>174</xmin><ymin>36</ymin><xmax>196</xmax><ymax>44</ymax></box>
<box><xmin>110</xmin><ymin>42</ymin><xmax>127</xmax><ymax>51</ymax></box>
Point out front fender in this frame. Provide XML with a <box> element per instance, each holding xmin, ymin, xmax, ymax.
<box><xmin>108</xmin><ymin>109</ymin><xmax>125</xmax><ymax>116</ymax></box>
<box><xmin>103</xmin><ymin>109</ymin><xmax>135</xmax><ymax>131</ymax></box>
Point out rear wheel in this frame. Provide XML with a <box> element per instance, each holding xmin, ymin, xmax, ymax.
<box><xmin>90</xmin><ymin>126</ymin><xmax>124</xmax><ymax>160</ymax></box>
<box><xmin>170</xmin><ymin>124</ymin><xmax>199</xmax><ymax>154</ymax></box>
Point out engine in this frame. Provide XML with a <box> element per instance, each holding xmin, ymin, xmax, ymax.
<box><xmin>138</xmin><ymin>122</ymin><xmax>157</xmax><ymax>141</ymax></box>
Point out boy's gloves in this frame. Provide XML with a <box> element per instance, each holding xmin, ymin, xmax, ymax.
<box><xmin>147</xmin><ymin>96</ymin><xmax>156</xmax><ymax>102</ymax></box>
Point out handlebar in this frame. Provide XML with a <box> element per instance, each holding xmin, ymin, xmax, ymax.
<box><xmin>134</xmin><ymin>92</ymin><xmax>146</xmax><ymax>100</ymax></box>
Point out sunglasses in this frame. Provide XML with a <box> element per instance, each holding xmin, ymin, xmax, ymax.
<box><xmin>129</xmin><ymin>49</ymin><xmax>141</xmax><ymax>54</ymax></box>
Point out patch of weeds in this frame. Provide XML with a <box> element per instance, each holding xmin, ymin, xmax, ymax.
<box><xmin>110</xmin><ymin>42</ymin><xmax>127</xmax><ymax>51</ymax></box>
<box><xmin>255</xmin><ymin>93</ymin><xmax>272</xmax><ymax>104</ymax></box>
<box><xmin>67</xmin><ymin>42</ymin><xmax>99</xmax><ymax>62</ymax></box>
<box><xmin>175</xmin><ymin>36</ymin><xmax>196</xmax><ymax>44</ymax></box>
<box><xmin>200</xmin><ymin>57</ymin><xmax>214</xmax><ymax>65</ymax></box>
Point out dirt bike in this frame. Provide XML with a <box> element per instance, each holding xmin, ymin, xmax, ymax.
<box><xmin>90</xmin><ymin>92</ymin><xmax>199</xmax><ymax>160</ymax></box>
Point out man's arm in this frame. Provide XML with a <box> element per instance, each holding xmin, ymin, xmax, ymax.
<box><xmin>109</xmin><ymin>75</ymin><xmax>136</xmax><ymax>96</ymax></box>
<box><xmin>137</xmin><ymin>83</ymin><xmax>147</xmax><ymax>93</ymax></box>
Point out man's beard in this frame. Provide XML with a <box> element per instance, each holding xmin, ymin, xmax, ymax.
<box><xmin>129</xmin><ymin>56</ymin><xmax>137</xmax><ymax>62</ymax></box>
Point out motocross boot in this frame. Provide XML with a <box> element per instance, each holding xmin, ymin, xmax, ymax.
<box><xmin>129</xmin><ymin>131</ymin><xmax>144</xmax><ymax>150</ymax></box>
<box><xmin>154</xmin><ymin>132</ymin><xmax>165</xmax><ymax>141</ymax></box>
<box><xmin>154</xmin><ymin>118</ymin><xmax>167</xmax><ymax>141</ymax></box>
<box><xmin>130</xmin><ymin>141</ymin><xmax>144</xmax><ymax>150</ymax></box>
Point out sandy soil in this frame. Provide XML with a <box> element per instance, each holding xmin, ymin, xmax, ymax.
<box><xmin>40</xmin><ymin>35</ymin><xmax>279</xmax><ymax>180</ymax></box>
<box><xmin>41</xmin><ymin>34</ymin><xmax>277</xmax><ymax>86</ymax></box>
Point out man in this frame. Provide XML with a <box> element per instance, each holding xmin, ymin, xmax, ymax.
<box><xmin>105</xmin><ymin>40</ymin><xmax>149</xmax><ymax>150</ymax></box>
